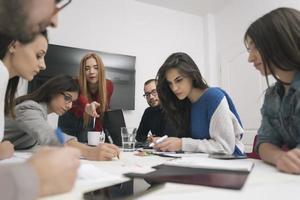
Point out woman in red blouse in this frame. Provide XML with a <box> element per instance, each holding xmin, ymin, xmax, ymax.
<box><xmin>71</xmin><ymin>53</ymin><xmax>114</xmax><ymax>131</ymax></box>
<box><xmin>59</xmin><ymin>53</ymin><xmax>113</xmax><ymax>142</ymax></box>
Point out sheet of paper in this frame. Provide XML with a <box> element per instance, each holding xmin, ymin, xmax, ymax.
<box><xmin>0</xmin><ymin>152</ymin><xmax>32</xmax><ymax>165</ymax></box>
<box><xmin>164</xmin><ymin>156</ymin><xmax>254</xmax><ymax>172</ymax></box>
<box><xmin>75</xmin><ymin>163</ymin><xmax>124</xmax><ymax>188</ymax></box>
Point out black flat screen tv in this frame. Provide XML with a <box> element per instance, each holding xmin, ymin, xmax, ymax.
<box><xmin>28</xmin><ymin>44</ymin><xmax>136</xmax><ymax>110</ymax></box>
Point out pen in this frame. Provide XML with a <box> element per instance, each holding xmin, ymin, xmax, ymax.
<box><xmin>147</xmin><ymin>131</ymin><xmax>152</xmax><ymax>138</ymax></box>
<box><xmin>55</xmin><ymin>127</ymin><xmax>65</xmax><ymax>145</ymax></box>
<box><xmin>105</xmin><ymin>129</ymin><xmax>114</xmax><ymax>144</ymax></box>
<box><xmin>104</xmin><ymin>129</ymin><xmax>119</xmax><ymax>159</ymax></box>
<box><xmin>149</xmin><ymin>135</ymin><xmax>168</xmax><ymax>147</ymax></box>
<box><xmin>92</xmin><ymin>117</ymin><xmax>96</xmax><ymax>129</ymax></box>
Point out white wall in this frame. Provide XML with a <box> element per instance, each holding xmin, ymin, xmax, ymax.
<box><xmin>215</xmin><ymin>0</ymin><xmax>300</xmax><ymax>150</ymax></box>
<box><xmin>47</xmin><ymin>0</ymin><xmax>205</xmax><ymax>128</ymax></box>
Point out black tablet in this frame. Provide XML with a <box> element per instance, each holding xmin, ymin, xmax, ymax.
<box><xmin>209</xmin><ymin>154</ymin><xmax>247</xmax><ymax>160</ymax></box>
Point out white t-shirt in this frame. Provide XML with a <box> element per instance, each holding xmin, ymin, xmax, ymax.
<box><xmin>0</xmin><ymin>60</ymin><xmax>9</xmax><ymax>141</ymax></box>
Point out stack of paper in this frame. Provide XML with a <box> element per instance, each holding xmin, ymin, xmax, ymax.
<box><xmin>164</xmin><ymin>156</ymin><xmax>254</xmax><ymax>172</ymax></box>
<box><xmin>76</xmin><ymin>163</ymin><xmax>123</xmax><ymax>189</ymax></box>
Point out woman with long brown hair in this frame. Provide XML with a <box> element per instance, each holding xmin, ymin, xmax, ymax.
<box><xmin>0</xmin><ymin>30</ymin><xmax>48</xmax><ymax>160</ymax></box>
<box><xmin>155</xmin><ymin>52</ymin><xmax>244</xmax><ymax>155</ymax></box>
<box><xmin>244</xmin><ymin>7</ymin><xmax>300</xmax><ymax>174</ymax></box>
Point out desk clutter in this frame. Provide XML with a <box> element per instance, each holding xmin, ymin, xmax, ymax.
<box><xmin>1</xmin><ymin>150</ymin><xmax>256</xmax><ymax>199</ymax></box>
<box><xmin>125</xmin><ymin>152</ymin><xmax>254</xmax><ymax>190</ymax></box>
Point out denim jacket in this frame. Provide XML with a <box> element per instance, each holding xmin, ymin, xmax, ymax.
<box><xmin>256</xmin><ymin>71</ymin><xmax>300</xmax><ymax>151</ymax></box>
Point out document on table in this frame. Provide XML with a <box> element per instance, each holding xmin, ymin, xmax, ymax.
<box><xmin>164</xmin><ymin>156</ymin><xmax>254</xmax><ymax>172</ymax></box>
<box><xmin>154</xmin><ymin>152</ymin><xmax>209</xmax><ymax>158</ymax></box>
<box><xmin>76</xmin><ymin>163</ymin><xmax>123</xmax><ymax>188</ymax></box>
<box><xmin>0</xmin><ymin>152</ymin><xmax>32</xmax><ymax>165</ymax></box>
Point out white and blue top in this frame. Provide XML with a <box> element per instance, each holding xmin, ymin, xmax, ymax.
<box><xmin>0</xmin><ymin>60</ymin><xmax>9</xmax><ymax>141</ymax></box>
<box><xmin>181</xmin><ymin>87</ymin><xmax>245</xmax><ymax>155</ymax></box>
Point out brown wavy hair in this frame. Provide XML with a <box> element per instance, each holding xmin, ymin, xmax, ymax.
<box><xmin>156</xmin><ymin>52</ymin><xmax>209</xmax><ymax>136</ymax></box>
<box><xmin>78</xmin><ymin>53</ymin><xmax>107</xmax><ymax>126</ymax></box>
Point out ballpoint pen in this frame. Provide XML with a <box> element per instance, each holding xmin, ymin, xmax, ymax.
<box><xmin>149</xmin><ymin>135</ymin><xmax>168</xmax><ymax>147</ymax></box>
<box><xmin>104</xmin><ymin>129</ymin><xmax>119</xmax><ymax>159</ymax></box>
<box><xmin>147</xmin><ymin>131</ymin><xmax>155</xmax><ymax>142</ymax></box>
<box><xmin>105</xmin><ymin>129</ymin><xmax>114</xmax><ymax>144</ymax></box>
<box><xmin>55</xmin><ymin>127</ymin><xmax>65</xmax><ymax>145</ymax></box>
<box><xmin>92</xmin><ymin>117</ymin><xmax>96</xmax><ymax>129</ymax></box>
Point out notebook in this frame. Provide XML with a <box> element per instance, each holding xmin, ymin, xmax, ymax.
<box><xmin>125</xmin><ymin>164</ymin><xmax>250</xmax><ymax>190</ymax></box>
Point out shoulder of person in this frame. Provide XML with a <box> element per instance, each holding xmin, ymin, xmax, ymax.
<box><xmin>264</xmin><ymin>83</ymin><xmax>280</xmax><ymax>98</ymax></box>
<box><xmin>106</xmin><ymin>79</ymin><xmax>113</xmax><ymax>84</ymax></box>
<box><xmin>16</xmin><ymin>100</ymin><xmax>44</xmax><ymax>111</ymax></box>
<box><xmin>106</xmin><ymin>79</ymin><xmax>114</xmax><ymax>89</ymax></box>
<box><xmin>106</xmin><ymin>79</ymin><xmax>113</xmax><ymax>86</ymax></box>
<box><xmin>143</xmin><ymin>107</ymin><xmax>153</xmax><ymax>114</ymax></box>
<box><xmin>204</xmin><ymin>87</ymin><xmax>226</xmax><ymax>101</ymax></box>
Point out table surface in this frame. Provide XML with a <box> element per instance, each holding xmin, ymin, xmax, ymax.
<box><xmin>38</xmin><ymin>151</ymin><xmax>300</xmax><ymax>200</ymax></box>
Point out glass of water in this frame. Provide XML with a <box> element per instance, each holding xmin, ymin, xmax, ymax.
<box><xmin>121</xmin><ymin>127</ymin><xmax>137</xmax><ymax>152</ymax></box>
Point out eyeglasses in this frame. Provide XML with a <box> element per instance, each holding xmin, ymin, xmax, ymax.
<box><xmin>143</xmin><ymin>89</ymin><xmax>158</xmax><ymax>98</ymax></box>
<box><xmin>55</xmin><ymin>0</ymin><xmax>72</xmax><ymax>14</ymax></box>
<box><xmin>61</xmin><ymin>92</ymin><xmax>73</xmax><ymax>104</ymax></box>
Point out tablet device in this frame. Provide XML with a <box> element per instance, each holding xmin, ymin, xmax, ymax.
<box><xmin>209</xmin><ymin>154</ymin><xmax>247</xmax><ymax>160</ymax></box>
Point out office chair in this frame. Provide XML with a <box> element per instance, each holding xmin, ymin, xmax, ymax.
<box><xmin>246</xmin><ymin>135</ymin><xmax>261</xmax><ymax>159</ymax></box>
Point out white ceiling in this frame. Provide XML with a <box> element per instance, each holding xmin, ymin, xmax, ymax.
<box><xmin>135</xmin><ymin>0</ymin><xmax>235</xmax><ymax>16</ymax></box>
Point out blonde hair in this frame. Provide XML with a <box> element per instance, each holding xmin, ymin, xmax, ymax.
<box><xmin>78</xmin><ymin>53</ymin><xmax>107</xmax><ymax>126</ymax></box>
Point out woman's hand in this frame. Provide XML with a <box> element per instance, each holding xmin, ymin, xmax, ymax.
<box><xmin>153</xmin><ymin>137</ymin><xmax>182</xmax><ymax>152</ymax></box>
<box><xmin>85</xmin><ymin>101</ymin><xmax>100</xmax><ymax>117</ymax></box>
<box><xmin>85</xmin><ymin>143</ymin><xmax>120</xmax><ymax>161</ymax></box>
<box><xmin>275</xmin><ymin>148</ymin><xmax>300</xmax><ymax>174</ymax></box>
<box><xmin>0</xmin><ymin>141</ymin><xmax>14</xmax><ymax>160</ymax></box>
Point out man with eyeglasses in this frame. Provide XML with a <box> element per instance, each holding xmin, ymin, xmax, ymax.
<box><xmin>136</xmin><ymin>79</ymin><xmax>180</xmax><ymax>143</ymax></box>
<box><xmin>0</xmin><ymin>1</ymin><xmax>81</xmax><ymax>200</ymax></box>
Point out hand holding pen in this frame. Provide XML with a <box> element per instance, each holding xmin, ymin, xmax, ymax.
<box><xmin>104</xmin><ymin>129</ymin><xmax>119</xmax><ymax>159</ymax></box>
<box><xmin>85</xmin><ymin>101</ymin><xmax>100</xmax><ymax>118</ymax></box>
<box><xmin>149</xmin><ymin>135</ymin><xmax>168</xmax><ymax>147</ymax></box>
<box><xmin>151</xmin><ymin>137</ymin><xmax>182</xmax><ymax>152</ymax></box>
<box><xmin>147</xmin><ymin>131</ymin><xmax>155</xmax><ymax>142</ymax></box>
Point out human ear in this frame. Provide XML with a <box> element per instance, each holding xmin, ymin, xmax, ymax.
<box><xmin>8</xmin><ymin>41</ymin><xmax>18</xmax><ymax>54</ymax></box>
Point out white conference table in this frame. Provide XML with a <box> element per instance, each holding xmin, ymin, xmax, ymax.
<box><xmin>40</xmin><ymin>152</ymin><xmax>300</xmax><ymax>200</ymax></box>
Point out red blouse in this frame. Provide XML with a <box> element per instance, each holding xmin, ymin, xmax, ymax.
<box><xmin>69</xmin><ymin>79</ymin><xmax>114</xmax><ymax>131</ymax></box>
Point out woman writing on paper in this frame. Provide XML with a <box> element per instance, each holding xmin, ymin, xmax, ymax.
<box><xmin>155</xmin><ymin>52</ymin><xmax>244</xmax><ymax>155</ymax></box>
<box><xmin>5</xmin><ymin>75</ymin><xmax>119</xmax><ymax>161</ymax></box>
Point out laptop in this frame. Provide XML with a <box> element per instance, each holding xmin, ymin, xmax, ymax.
<box><xmin>103</xmin><ymin>109</ymin><xmax>126</xmax><ymax>146</ymax></box>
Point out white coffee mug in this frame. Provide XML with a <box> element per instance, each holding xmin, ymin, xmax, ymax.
<box><xmin>88</xmin><ymin>131</ymin><xmax>105</xmax><ymax>146</ymax></box>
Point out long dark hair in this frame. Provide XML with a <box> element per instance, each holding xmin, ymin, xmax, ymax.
<box><xmin>16</xmin><ymin>75</ymin><xmax>79</xmax><ymax>105</ymax></box>
<box><xmin>244</xmin><ymin>7</ymin><xmax>300</xmax><ymax>86</ymax></box>
<box><xmin>156</xmin><ymin>52</ymin><xmax>209</xmax><ymax>136</ymax></box>
<box><xmin>1</xmin><ymin>30</ymin><xmax>48</xmax><ymax>117</ymax></box>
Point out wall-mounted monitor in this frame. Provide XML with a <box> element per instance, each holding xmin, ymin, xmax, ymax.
<box><xmin>28</xmin><ymin>44</ymin><xmax>136</xmax><ymax>110</ymax></box>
